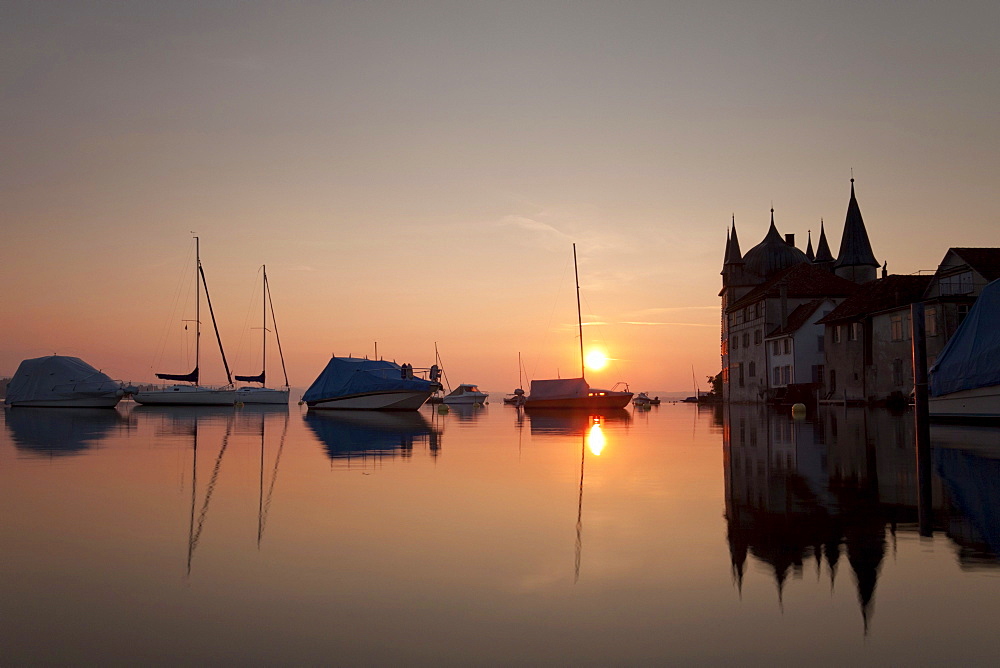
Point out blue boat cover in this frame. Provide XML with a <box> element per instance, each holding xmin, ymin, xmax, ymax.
<box><xmin>930</xmin><ymin>279</ymin><xmax>1000</xmax><ymax>397</ymax></box>
<box><xmin>302</xmin><ymin>357</ymin><xmax>434</xmax><ymax>402</ymax></box>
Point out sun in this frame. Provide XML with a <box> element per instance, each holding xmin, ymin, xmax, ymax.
<box><xmin>585</xmin><ymin>350</ymin><xmax>609</xmax><ymax>371</ymax></box>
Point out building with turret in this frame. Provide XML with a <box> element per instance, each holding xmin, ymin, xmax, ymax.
<box><xmin>720</xmin><ymin>179</ymin><xmax>880</xmax><ymax>403</ymax></box>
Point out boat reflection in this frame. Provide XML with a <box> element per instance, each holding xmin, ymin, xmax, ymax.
<box><xmin>304</xmin><ymin>410</ymin><xmax>441</xmax><ymax>463</ymax></box>
<box><xmin>440</xmin><ymin>403</ymin><xmax>488</xmax><ymax>422</ymax></box>
<box><xmin>527</xmin><ymin>408</ymin><xmax>631</xmax><ymax>436</ymax></box>
<box><xmin>932</xmin><ymin>423</ymin><xmax>1000</xmax><ymax>566</ymax></box>
<box><xmin>723</xmin><ymin>404</ymin><xmax>1000</xmax><ymax>635</ymax></box>
<box><xmin>4</xmin><ymin>406</ymin><xmax>124</xmax><ymax>457</ymax></box>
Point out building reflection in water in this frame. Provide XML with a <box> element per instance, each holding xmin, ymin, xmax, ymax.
<box><xmin>723</xmin><ymin>403</ymin><xmax>1000</xmax><ymax>634</ymax></box>
<box><xmin>304</xmin><ymin>410</ymin><xmax>441</xmax><ymax>466</ymax></box>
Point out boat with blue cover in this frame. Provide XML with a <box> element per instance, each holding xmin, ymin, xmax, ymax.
<box><xmin>303</xmin><ymin>356</ymin><xmax>441</xmax><ymax>410</ymax></box>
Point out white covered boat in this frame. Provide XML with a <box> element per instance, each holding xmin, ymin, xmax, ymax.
<box><xmin>4</xmin><ymin>355</ymin><xmax>124</xmax><ymax>408</ymax></box>
<box><xmin>929</xmin><ymin>278</ymin><xmax>1000</xmax><ymax>420</ymax></box>
<box><xmin>442</xmin><ymin>384</ymin><xmax>488</xmax><ymax>405</ymax></box>
<box><xmin>133</xmin><ymin>237</ymin><xmax>236</xmax><ymax>407</ymax></box>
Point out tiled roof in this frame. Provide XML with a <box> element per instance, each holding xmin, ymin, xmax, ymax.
<box><xmin>727</xmin><ymin>262</ymin><xmax>859</xmax><ymax>313</ymax></box>
<box><xmin>817</xmin><ymin>274</ymin><xmax>933</xmax><ymax>324</ymax></box>
<box><xmin>767</xmin><ymin>299</ymin><xmax>827</xmax><ymax>337</ymax></box>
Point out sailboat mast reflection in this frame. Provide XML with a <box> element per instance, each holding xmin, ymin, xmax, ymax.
<box><xmin>576</xmin><ymin>416</ymin><xmax>606</xmax><ymax>583</ymax></box>
<box><xmin>186</xmin><ymin>413</ymin><xmax>234</xmax><ymax>576</ymax></box>
<box><xmin>258</xmin><ymin>411</ymin><xmax>289</xmax><ymax>548</ymax></box>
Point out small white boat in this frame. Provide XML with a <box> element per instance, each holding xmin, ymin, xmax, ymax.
<box><xmin>133</xmin><ymin>237</ymin><xmax>236</xmax><ymax>407</ymax></box>
<box><xmin>443</xmin><ymin>384</ymin><xmax>488</xmax><ymax>405</ymax></box>
<box><xmin>633</xmin><ymin>392</ymin><xmax>660</xmax><ymax>406</ymax></box>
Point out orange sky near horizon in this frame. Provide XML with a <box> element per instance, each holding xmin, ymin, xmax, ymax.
<box><xmin>2</xmin><ymin>2</ymin><xmax>997</xmax><ymax>393</ymax></box>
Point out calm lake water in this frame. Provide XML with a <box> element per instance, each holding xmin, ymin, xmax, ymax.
<box><xmin>2</xmin><ymin>399</ymin><xmax>999</xmax><ymax>665</ymax></box>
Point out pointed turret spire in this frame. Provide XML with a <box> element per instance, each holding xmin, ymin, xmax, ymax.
<box><xmin>814</xmin><ymin>218</ymin><xmax>834</xmax><ymax>263</ymax></box>
<box><xmin>805</xmin><ymin>230</ymin><xmax>815</xmax><ymax>261</ymax></box>
<box><xmin>834</xmin><ymin>178</ymin><xmax>880</xmax><ymax>283</ymax></box>
<box><xmin>725</xmin><ymin>215</ymin><xmax>743</xmax><ymax>265</ymax></box>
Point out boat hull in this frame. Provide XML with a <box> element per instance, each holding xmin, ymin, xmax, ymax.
<box><xmin>442</xmin><ymin>393</ymin><xmax>488</xmax><ymax>405</ymax></box>
<box><xmin>306</xmin><ymin>389</ymin><xmax>432</xmax><ymax>411</ymax></box>
<box><xmin>236</xmin><ymin>388</ymin><xmax>290</xmax><ymax>405</ymax></box>
<box><xmin>6</xmin><ymin>395</ymin><xmax>122</xmax><ymax>409</ymax></box>
<box><xmin>929</xmin><ymin>385</ymin><xmax>1000</xmax><ymax>420</ymax></box>
<box><xmin>525</xmin><ymin>392</ymin><xmax>633</xmax><ymax>411</ymax></box>
<box><xmin>132</xmin><ymin>386</ymin><xmax>237</xmax><ymax>406</ymax></box>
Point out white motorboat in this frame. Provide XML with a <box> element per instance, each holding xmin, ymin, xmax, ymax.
<box><xmin>133</xmin><ymin>237</ymin><xmax>236</xmax><ymax>407</ymax></box>
<box><xmin>442</xmin><ymin>384</ymin><xmax>488</xmax><ymax>405</ymax></box>
<box><xmin>234</xmin><ymin>265</ymin><xmax>290</xmax><ymax>405</ymax></box>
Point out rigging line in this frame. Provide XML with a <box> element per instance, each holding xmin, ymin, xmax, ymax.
<box><xmin>199</xmin><ymin>263</ymin><xmax>233</xmax><ymax>385</ymax></box>
<box><xmin>152</xmin><ymin>243</ymin><xmax>196</xmax><ymax>374</ymax></box>
<box><xmin>232</xmin><ymin>266</ymin><xmax>263</xmax><ymax>379</ymax></box>
<box><xmin>265</xmin><ymin>270</ymin><xmax>290</xmax><ymax>387</ymax></box>
<box><xmin>529</xmin><ymin>253</ymin><xmax>574</xmax><ymax>384</ymax></box>
<box><xmin>189</xmin><ymin>418</ymin><xmax>232</xmax><ymax>561</ymax></box>
<box><xmin>259</xmin><ymin>412</ymin><xmax>289</xmax><ymax>545</ymax></box>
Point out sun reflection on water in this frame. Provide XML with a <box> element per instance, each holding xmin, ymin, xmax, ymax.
<box><xmin>587</xmin><ymin>417</ymin><xmax>606</xmax><ymax>456</ymax></box>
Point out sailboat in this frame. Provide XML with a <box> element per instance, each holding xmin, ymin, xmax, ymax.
<box><xmin>523</xmin><ymin>245</ymin><xmax>633</xmax><ymax>410</ymax></box>
<box><xmin>133</xmin><ymin>238</ymin><xmax>237</xmax><ymax>406</ymax></box>
<box><xmin>235</xmin><ymin>265</ymin><xmax>290</xmax><ymax>405</ymax></box>
<box><xmin>503</xmin><ymin>352</ymin><xmax>527</xmax><ymax>405</ymax></box>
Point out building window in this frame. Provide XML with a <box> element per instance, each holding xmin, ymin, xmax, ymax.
<box><xmin>738</xmin><ymin>363</ymin><xmax>745</xmax><ymax>388</ymax></box>
<box><xmin>783</xmin><ymin>339</ymin><xmax>791</xmax><ymax>354</ymax></box>
<box><xmin>735</xmin><ymin>310</ymin><xmax>744</xmax><ymax>325</ymax></box>
<box><xmin>848</xmin><ymin>322</ymin><xmax>861</xmax><ymax>341</ymax></box>
<box><xmin>817</xmin><ymin>335</ymin><xmax>825</xmax><ymax>353</ymax></box>
<box><xmin>830</xmin><ymin>369</ymin><xmax>837</xmax><ymax>392</ymax></box>
<box><xmin>782</xmin><ymin>365</ymin><xmax>791</xmax><ymax>385</ymax></box>
<box><xmin>890</xmin><ymin>314</ymin><xmax>903</xmax><ymax>341</ymax></box>
<box><xmin>755</xmin><ymin>329</ymin><xmax>762</xmax><ymax>345</ymax></box>
<box><xmin>742</xmin><ymin>333</ymin><xmax>750</xmax><ymax>347</ymax></box>
<box><xmin>940</xmin><ymin>270</ymin><xmax>973</xmax><ymax>295</ymax></box>
<box><xmin>892</xmin><ymin>358</ymin><xmax>904</xmax><ymax>386</ymax></box>
<box><xmin>926</xmin><ymin>307</ymin><xmax>938</xmax><ymax>337</ymax></box>
<box><xmin>958</xmin><ymin>303</ymin><xmax>970</xmax><ymax>325</ymax></box>
<box><xmin>812</xmin><ymin>364</ymin><xmax>824</xmax><ymax>384</ymax></box>
<box><xmin>773</xmin><ymin>367</ymin><xmax>781</xmax><ymax>386</ymax></box>
<box><xmin>731</xmin><ymin>335</ymin><xmax>738</xmax><ymax>350</ymax></box>
<box><xmin>833</xmin><ymin>326</ymin><xmax>842</xmax><ymax>343</ymax></box>
<box><xmin>772</xmin><ymin>341</ymin><xmax>781</xmax><ymax>355</ymax></box>
<box><xmin>749</xmin><ymin>361</ymin><xmax>756</xmax><ymax>377</ymax></box>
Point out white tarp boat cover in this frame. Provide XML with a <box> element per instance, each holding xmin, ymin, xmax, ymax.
<box><xmin>5</xmin><ymin>355</ymin><xmax>121</xmax><ymax>404</ymax></box>
<box><xmin>930</xmin><ymin>279</ymin><xmax>1000</xmax><ymax>397</ymax></box>
<box><xmin>528</xmin><ymin>377</ymin><xmax>590</xmax><ymax>400</ymax></box>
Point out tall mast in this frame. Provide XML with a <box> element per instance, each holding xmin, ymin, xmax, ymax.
<box><xmin>573</xmin><ymin>243</ymin><xmax>585</xmax><ymax>378</ymax></box>
<box><xmin>195</xmin><ymin>236</ymin><xmax>201</xmax><ymax>371</ymax></box>
<box><xmin>262</xmin><ymin>265</ymin><xmax>267</xmax><ymax>380</ymax></box>
<box><xmin>264</xmin><ymin>266</ymin><xmax>289</xmax><ymax>387</ymax></box>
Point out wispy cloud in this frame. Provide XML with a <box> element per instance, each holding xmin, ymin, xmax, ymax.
<box><xmin>498</xmin><ymin>215</ymin><xmax>570</xmax><ymax>240</ymax></box>
<box><xmin>621</xmin><ymin>321</ymin><xmax>716</xmax><ymax>327</ymax></box>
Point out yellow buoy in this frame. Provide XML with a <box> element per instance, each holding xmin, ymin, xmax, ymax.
<box><xmin>791</xmin><ymin>403</ymin><xmax>807</xmax><ymax>418</ymax></box>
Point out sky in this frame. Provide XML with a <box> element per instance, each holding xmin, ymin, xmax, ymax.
<box><xmin>2</xmin><ymin>1</ymin><xmax>998</xmax><ymax>393</ymax></box>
